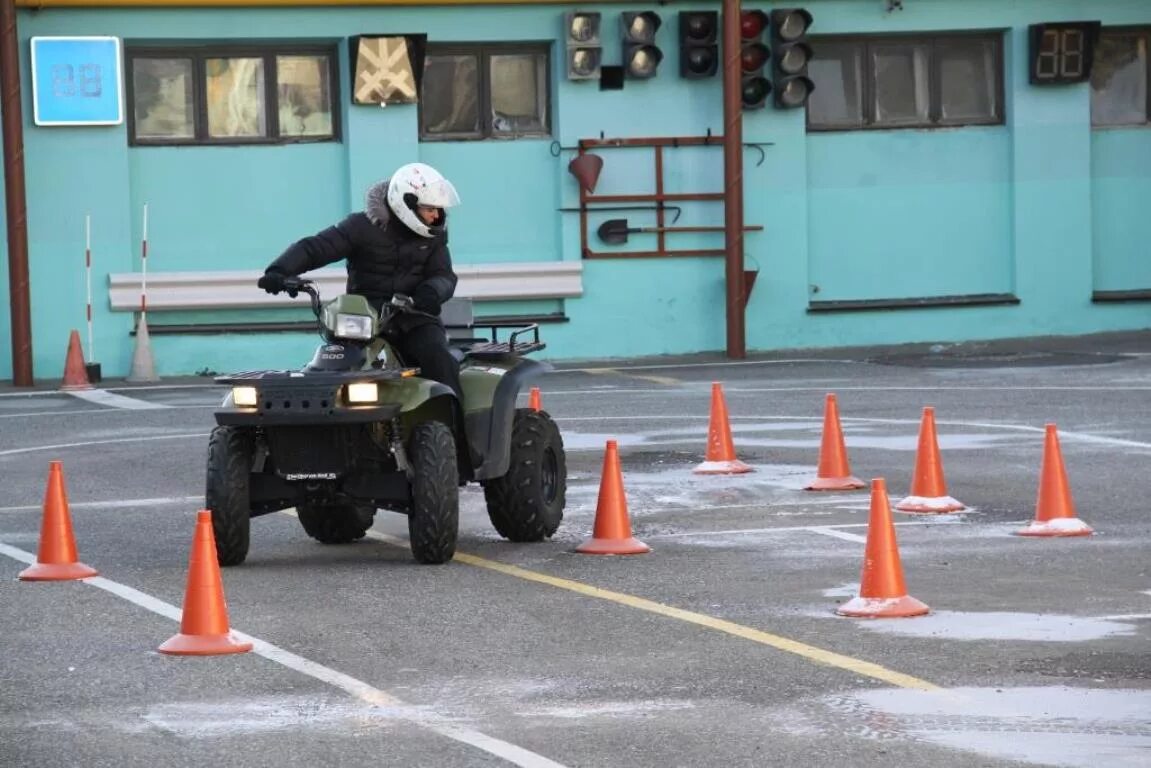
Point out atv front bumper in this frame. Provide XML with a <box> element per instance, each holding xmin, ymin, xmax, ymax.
<box><xmin>216</xmin><ymin>404</ymin><xmax>401</xmax><ymax>427</ymax></box>
<box><xmin>213</xmin><ymin>369</ymin><xmax>404</xmax><ymax>427</ymax></box>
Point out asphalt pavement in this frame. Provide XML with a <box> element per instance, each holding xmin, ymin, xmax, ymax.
<box><xmin>1</xmin><ymin>330</ymin><xmax>1149</xmax><ymax>767</ymax></box>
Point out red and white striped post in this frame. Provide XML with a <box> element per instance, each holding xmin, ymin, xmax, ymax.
<box><xmin>83</xmin><ymin>214</ymin><xmax>101</xmax><ymax>383</ymax></box>
<box><xmin>139</xmin><ymin>202</ymin><xmax>149</xmax><ymax>320</ymax></box>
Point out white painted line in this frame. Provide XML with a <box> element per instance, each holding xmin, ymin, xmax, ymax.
<box><xmin>802</xmin><ymin>527</ymin><xmax>869</xmax><ymax>543</ymax></box>
<box><xmin>1096</xmin><ymin>614</ymin><xmax>1151</xmax><ymax>622</ymax></box>
<box><xmin>0</xmin><ymin>433</ymin><xmax>207</xmax><ymax>457</ymax></box>
<box><xmin>0</xmin><ymin>405</ymin><xmax>217</xmax><ymax>419</ymax></box>
<box><xmin>0</xmin><ymin>495</ymin><xmax>202</xmax><ymax>514</ymax></box>
<box><xmin>66</xmin><ymin>389</ymin><xmax>170</xmax><ymax>410</ymax></box>
<box><xmin>556</xmin><ymin>358</ymin><xmax>851</xmax><ymax>373</ymax></box>
<box><xmin>0</xmin><ymin>541</ymin><xmax>569</xmax><ymax>768</ymax></box>
<box><xmin>654</xmin><ymin>520</ymin><xmax>954</xmax><ymax>539</ymax></box>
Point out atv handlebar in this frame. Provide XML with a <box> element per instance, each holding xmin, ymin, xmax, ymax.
<box><xmin>275</xmin><ymin>278</ymin><xmax>438</xmax><ymax>328</ymax></box>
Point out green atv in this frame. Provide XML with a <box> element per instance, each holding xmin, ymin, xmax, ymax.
<box><xmin>206</xmin><ymin>276</ymin><xmax>566</xmax><ymax>566</ymax></box>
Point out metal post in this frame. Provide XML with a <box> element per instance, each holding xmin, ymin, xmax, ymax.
<box><xmin>721</xmin><ymin>0</ymin><xmax>746</xmax><ymax>359</ymax></box>
<box><xmin>1</xmin><ymin>0</ymin><xmax>33</xmax><ymax>386</ymax></box>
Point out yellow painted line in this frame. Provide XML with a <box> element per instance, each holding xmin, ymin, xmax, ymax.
<box><xmin>361</xmin><ymin>528</ymin><xmax>939</xmax><ymax>692</ymax></box>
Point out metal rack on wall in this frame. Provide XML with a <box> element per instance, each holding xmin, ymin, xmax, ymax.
<box><xmin>564</xmin><ymin>135</ymin><xmax>764</xmax><ymax>260</ymax></box>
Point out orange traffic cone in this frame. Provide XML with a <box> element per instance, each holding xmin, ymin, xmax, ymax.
<box><xmin>837</xmin><ymin>478</ymin><xmax>930</xmax><ymax>618</ymax></box>
<box><xmin>60</xmin><ymin>330</ymin><xmax>93</xmax><ymax>391</ymax></box>
<box><xmin>1014</xmin><ymin>424</ymin><xmax>1093</xmax><ymax>537</ymax></box>
<box><xmin>19</xmin><ymin>461</ymin><xmax>99</xmax><ymax>581</ymax></box>
<box><xmin>577</xmin><ymin>440</ymin><xmax>650</xmax><ymax>555</ymax></box>
<box><xmin>693</xmin><ymin>382</ymin><xmax>752</xmax><ymax>474</ymax></box>
<box><xmin>805</xmin><ymin>393</ymin><xmax>865</xmax><ymax>491</ymax></box>
<box><xmin>159</xmin><ymin>510</ymin><xmax>253</xmax><ymax>655</ymax></box>
<box><xmin>529</xmin><ymin>386</ymin><xmax>542</xmax><ymax>412</ymax></box>
<box><xmin>895</xmin><ymin>406</ymin><xmax>965</xmax><ymax>513</ymax></box>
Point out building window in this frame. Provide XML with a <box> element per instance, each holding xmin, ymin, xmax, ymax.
<box><xmin>807</xmin><ymin>33</ymin><xmax>1004</xmax><ymax>131</ymax></box>
<box><xmin>126</xmin><ymin>45</ymin><xmax>339</xmax><ymax>145</ymax></box>
<box><xmin>419</xmin><ymin>43</ymin><xmax>551</xmax><ymax>140</ymax></box>
<box><xmin>1091</xmin><ymin>30</ymin><xmax>1150</xmax><ymax>127</ymax></box>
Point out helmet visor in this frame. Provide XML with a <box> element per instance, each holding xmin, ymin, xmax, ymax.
<box><xmin>413</xmin><ymin>179</ymin><xmax>461</xmax><ymax>209</ymax></box>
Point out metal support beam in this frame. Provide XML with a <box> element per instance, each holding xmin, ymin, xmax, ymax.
<box><xmin>721</xmin><ymin>0</ymin><xmax>746</xmax><ymax>359</ymax></box>
<box><xmin>1</xmin><ymin>0</ymin><xmax>33</xmax><ymax>386</ymax></box>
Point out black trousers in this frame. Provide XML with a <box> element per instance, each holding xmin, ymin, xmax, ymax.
<box><xmin>388</xmin><ymin>322</ymin><xmax>463</xmax><ymax>402</ymax></box>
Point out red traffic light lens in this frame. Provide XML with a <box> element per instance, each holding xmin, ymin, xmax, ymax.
<box><xmin>740</xmin><ymin>42</ymin><xmax>769</xmax><ymax>72</ymax></box>
<box><xmin>740</xmin><ymin>10</ymin><xmax>766</xmax><ymax>39</ymax></box>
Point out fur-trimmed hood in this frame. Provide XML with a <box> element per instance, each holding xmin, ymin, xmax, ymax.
<box><xmin>363</xmin><ymin>179</ymin><xmax>392</xmax><ymax>227</ymax></box>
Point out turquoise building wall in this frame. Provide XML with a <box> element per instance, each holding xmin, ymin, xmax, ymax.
<box><xmin>1</xmin><ymin>0</ymin><xmax>1149</xmax><ymax>382</ymax></box>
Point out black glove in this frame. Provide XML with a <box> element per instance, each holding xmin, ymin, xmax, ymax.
<box><xmin>412</xmin><ymin>284</ymin><xmax>442</xmax><ymax>315</ymax></box>
<box><xmin>258</xmin><ymin>269</ymin><xmax>287</xmax><ymax>295</ymax></box>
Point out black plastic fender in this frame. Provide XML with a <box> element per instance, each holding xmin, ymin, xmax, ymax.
<box><xmin>469</xmin><ymin>358</ymin><xmax>553</xmax><ymax>481</ymax></box>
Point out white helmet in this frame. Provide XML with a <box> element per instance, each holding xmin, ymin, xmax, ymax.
<box><xmin>385</xmin><ymin>162</ymin><xmax>461</xmax><ymax>239</ymax></box>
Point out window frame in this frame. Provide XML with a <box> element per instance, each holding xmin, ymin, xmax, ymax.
<box><xmin>806</xmin><ymin>31</ymin><xmax>1006</xmax><ymax>133</ymax></box>
<box><xmin>418</xmin><ymin>41</ymin><xmax>552</xmax><ymax>142</ymax></box>
<box><xmin>1090</xmin><ymin>26</ymin><xmax>1151</xmax><ymax>129</ymax></box>
<box><xmin>125</xmin><ymin>43</ymin><xmax>341</xmax><ymax>147</ymax></box>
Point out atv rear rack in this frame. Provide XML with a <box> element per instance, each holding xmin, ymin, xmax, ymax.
<box><xmin>457</xmin><ymin>324</ymin><xmax>546</xmax><ymax>361</ymax></box>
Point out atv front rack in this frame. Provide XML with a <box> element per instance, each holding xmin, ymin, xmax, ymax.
<box><xmin>456</xmin><ymin>323</ymin><xmax>546</xmax><ymax>361</ymax></box>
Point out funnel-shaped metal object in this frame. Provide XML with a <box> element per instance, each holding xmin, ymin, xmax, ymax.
<box><xmin>568</xmin><ymin>153</ymin><xmax>604</xmax><ymax>194</ymax></box>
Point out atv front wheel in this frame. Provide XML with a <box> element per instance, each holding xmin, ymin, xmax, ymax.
<box><xmin>483</xmin><ymin>408</ymin><xmax>566</xmax><ymax>542</ymax></box>
<box><xmin>205</xmin><ymin>425</ymin><xmax>253</xmax><ymax>566</ymax></box>
<box><xmin>408</xmin><ymin>421</ymin><xmax>459</xmax><ymax>564</ymax></box>
<box><xmin>297</xmin><ymin>504</ymin><xmax>376</xmax><ymax>544</ymax></box>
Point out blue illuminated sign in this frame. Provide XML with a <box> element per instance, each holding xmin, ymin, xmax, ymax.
<box><xmin>30</xmin><ymin>36</ymin><xmax>123</xmax><ymax>126</ymax></box>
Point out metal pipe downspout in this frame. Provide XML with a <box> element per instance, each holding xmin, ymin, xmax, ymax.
<box><xmin>1</xmin><ymin>0</ymin><xmax>33</xmax><ymax>386</ymax></box>
<box><xmin>721</xmin><ymin>0</ymin><xmax>746</xmax><ymax>359</ymax></box>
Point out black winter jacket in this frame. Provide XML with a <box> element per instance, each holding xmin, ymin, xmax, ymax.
<box><xmin>267</xmin><ymin>182</ymin><xmax>457</xmax><ymax>328</ymax></box>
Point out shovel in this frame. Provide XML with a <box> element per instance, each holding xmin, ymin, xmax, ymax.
<box><xmin>597</xmin><ymin>218</ymin><xmax>763</xmax><ymax>245</ymax></box>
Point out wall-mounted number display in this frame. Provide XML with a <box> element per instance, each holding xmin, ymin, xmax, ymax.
<box><xmin>1028</xmin><ymin>21</ymin><xmax>1101</xmax><ymax>85</ymax></box>
<box><xmin>30</xmin><ymin>36</ymin><xmax>124</xmax><ymax>126</ymax></box>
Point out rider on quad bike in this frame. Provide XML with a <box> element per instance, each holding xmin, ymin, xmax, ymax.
<box><xmin>257</xmin><ymin>162</ymin><xmax>463</xmax><ymax>401</ymax></box>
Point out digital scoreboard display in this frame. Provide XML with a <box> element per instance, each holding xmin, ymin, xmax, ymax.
<box><xmin>30</xmin><ymin>36</ymin><xmax>124</xmax><ymax>126</ymax></box>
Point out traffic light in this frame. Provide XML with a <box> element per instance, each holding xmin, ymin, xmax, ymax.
<box><xmin>739</xmin><ymin>9</ymin><xmax>771</xmax><ymax>109</ymax></box>
<box><xmin>769</xmin><ymin>8</ymin><xmax>815</xmax><ymax>108</ymax></box>
<box><xmin>565</xmin><ymin>11</ymin><xmax>602</xmax><ymax>81</ymax></box>
<box><xmin>678</xmin><ymin>11</ymin><xmax>718</xmax><ymax>79</ymax></box>
<box><xmin>622</xmin><ymin>11</ymin><xmax>663</xmax><ymax>79</ymax></box>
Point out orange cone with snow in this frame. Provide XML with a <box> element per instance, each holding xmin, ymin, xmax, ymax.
<box><xmin>1014</xmin><ymin>424</ymin><xmax>1093</xmax><ymax>537</ymax></box>
<box><xmin>577</xmin><ymin>440</ymin><xmax>650</xmax><ymax>555</ymax></box>
<box><xmin>896</xmin><ymin>406</ymin><xmax>965</xmax><ymax>513</ymax></box>
<box><xmin>693</xmin><ymin>382</ymin><xmax>752</xmax><ymax>474</ymax></box>
<box><xmin>59</xmin><ymin>330</ymin><xmax>93</xmax><ymax>391</ymax></box>
<box><xmin>837</xmin><ymin>478</ymin><xmax>930</xmax><ymax>618</ymax></box>
<box><xmin>805</xmin><ymin>393</ymin><xmax>865</xmax><ymax>491</ymax></box>
<box><xmin>529</xmin><ymin>386</ymin><xmax>542</xmax><ymax>412</ymax></box>
<box><xmin>159</xmin><ymin>510</ymin><xmax>253</xmax><ymax>655</ymax></box>
<box><xmin>19</xmin><ymin>461</ymin><xmax>99</xmax><ymax>581</ymax></box>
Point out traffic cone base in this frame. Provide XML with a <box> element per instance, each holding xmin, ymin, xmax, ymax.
<box><xmin>577</xmin><ymin>440</ymin><xmax>650</xmax><ymax>556</ymax></box>
<box><xmin>693</xmin><ymin>459</ymin><xmax>753</xmax><ymax>475</ymax></box>
<box><xmin>895</xmin><ymin>494</ymin><xmax>965</xmax><ymax>513</ymax></box>
<box><xmin>126</xmin><ymin>316</ymin><xmax>160</xmax><ymax>383</ymax></box>
<box><xmin>1014</xmin><ymin>517</ymin><xmax>1094</xmax><ymax>538</ymax></box>
<box><xmin>806</xmin><ymin>475</ymin><xmax>866</xmax><ymax>491</ymax></box>
<box><xmin>159</xmin><ymin>631</ymin><xmax>253</xmax><ymax>656</ymax></box>
<box><xmin>805</xmin><ymin>393</ymin><xmax>864</xmax><ymax>491</ymax></box>
<box><xmin>576</xmin><ymin>536</ymin><xmax>651</xmax><ymax>555</ymax></box>
<box><xmin>60</xmin><ymin>330</ymin><xmax>93</xmax><ymax>391</ymax></box>
<box><xmin>18</xmin><ymin>561</ymin><xmax>99</xmax><ymax>581</ymax></box>
<box><xmin>836</xmin><ymin>595</ymin><xmax>930</xmax><ymax>619</ymax></box>
<box><xmin>694</xmin><ymin>382</ymin><xmax>753</xmax><ymax>475</ymax></box>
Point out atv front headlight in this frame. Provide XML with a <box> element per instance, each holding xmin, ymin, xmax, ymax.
<box><xmin>346</xmin><ymin>382</ymin><xmax>379</xmax><ymax>404</ymax></box>
<box><xmin>232</xmin><ymin>386</ymin><xmax>258</xmax><ymax>407</ymax></box>
<box><xmin>335</xmin><ymin>313</ymin><xmax>373</xmax><ymax>341</ymax></box>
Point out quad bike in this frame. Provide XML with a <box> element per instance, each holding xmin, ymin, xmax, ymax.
<box><xmin>206</xmin><ymin>277</ymin><xmax>566</xmax><ymax>566</ymax></box>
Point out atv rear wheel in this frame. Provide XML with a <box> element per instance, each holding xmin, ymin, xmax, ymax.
<box><xmin>205</xmin><ymin>425</ymin><xmax>253</xmax><ymax>567</ymax></box>
<box><xmin>408</xmin><ymin>421</ymin><xmax>459</xmax><ymax>564</ymax></box>
<box><xmin>483</xmin><ymin>408</ymin><xmax>566</xmax><ymax>542</ymax></box>
<box><xmin>297</xmin><ymin>503</ymin><xmax>376</xmax><ymax>544</ymax></box>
